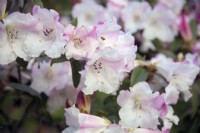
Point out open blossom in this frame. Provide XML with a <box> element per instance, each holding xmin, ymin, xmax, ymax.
<box><xmin>72</xmin><ymin>0</ymin><xmax>108</xmax><ymax>26</ymax></box>
<box><xmin>30</xmin><ymin>61</ymin><xmax>72</xmax><ymax>95</ymax></box>
<box><xmin>62</xmin><ymin>106</ymin><xmax>111</xmax><ymax>133</ymax></box>
<box><xmin>3</xmin><ymin>12</ymin><xmax>46</xmax><ymax>61</ymax></box>
<box><xmin>117</xmin><ymin>82</ymin><xmax>160</xmax><ymax>129</ymax></box>
<box><xmin>143</xmin><ymin>3</ymin><xmax>178</xmax><ymax>42</ymax></box>
<box><xmin>152</xmin><ymin>54</ymin><xmax>200</xmax><ymax>103</ymax></box>
<box><xmin>81</xmin><ymin>18</ymin><xmax>137</xmax><ymax>95</ymax></box>
<box><xmin>121</xmin><ymin>1</ymin><xmax>152</xmax><ymax>33</ymax></box>
<box><xmin>32</xmin><ymin>5</ymin><xmax>66</xmax><ymax>58</ymax></box>
<box><xmin>64</xmin><ymin>24</ymin><xmax>99</xmax><ymax>60</ymax></box>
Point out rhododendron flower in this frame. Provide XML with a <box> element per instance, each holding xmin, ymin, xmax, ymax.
<box><xmin>3</xmin><ymin>12</ymin><xmax>46</xmax><ymax>61</ymax></box>
<box><xmin>72</xmin><ymin>0</ymin><xmax>108</xmax><ymax>26</ymax></box>
<box><xmin>121</xmin><ymin>1</ymin><xmax>151</xmax><ymax>33</ymax></box>
<box><xmin>30</xmin><ymin>61</ymin><xmax>72</xmax><ymax>95</ymax></box>
<box><xmin>143</xmin><ymin>4</ymin><xmax>178</xmax><ymax>42</ymax></box>
<box><xmin>0</xmin><ymin>23</ymin><xmax>17</xmax><ymax>65</ymax></box>
<box><xmin>32</xmin><ymin>5</ymin><xmax>66</xmax><ymax>58</ymax></box>
<box><xmin>117</xmin><ymin>82</ymin><xmax>160</xmax><ymax>129</ymax></box>
<box><xmin>81</xmin><ymin>18</ymin><xmax>137</xmax><ymax>95</ymax></box>
<box><xmin>158</xmin><ymin>0</ymin><xmax>185</xmax><ymax>14</ymax></box>
<box><xmin>167</xmin><ymin>63</ymin><xmax>200</xmax><ymax>101</ymax></box>
<box><xmin>62</xmin><ymin>106</ymin><xmax>111</xmax><ymax>133</ymax></box>
<box><xmin>81</xmin><ymin>57</ymin><xmax>125</xmax><ymax>95</ymax></box>
<box><xmin>152</xmin><ymin>54</ymin><xmax>200</xmax><ymax>102</ymax></box>
<box><xmin>64</xmin><ymin>24</ymin><xmax>99</xmax><ymax>60</ymax></box>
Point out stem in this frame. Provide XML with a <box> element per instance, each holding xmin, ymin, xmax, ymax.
<box><xmin>17</xmin><ymin>65</ymin><xmax>22</xmax><ymax>83</ymax></box>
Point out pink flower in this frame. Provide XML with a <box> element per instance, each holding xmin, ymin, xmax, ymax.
<box><xmin>64</xmin><ymin>24</ymin><xmax>99</xmax><ymax>60</ymax></box>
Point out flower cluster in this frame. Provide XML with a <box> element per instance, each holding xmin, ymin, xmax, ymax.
<box><xmin>0</xmin><ymin>0</ymin><xmax>200</xmax><ymax>133</ymax></box>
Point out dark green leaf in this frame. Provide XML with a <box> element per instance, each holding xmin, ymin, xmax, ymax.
<box><xmin>130</xmin><ymin>66</ymin><xmax>149</xmax><ymax>86</ymax></box>
<box><xmin>169</xmin><ymin>39</ymin><xmax>182</xmax><ymax>52</ymax></box>
<box><xmin>16</xmin><ymin>57</ymin><xmax>28</xmax><ymax>69</ymax></box>
<box><xmin>161</xmin><ymin>51</ymin><xmax>176</xmax><ymax>58</ymax></box>
<box><xmin>71</xmin><ymin>18</ymin><xmax>78</xmax><ymax>27</ymax></box>
<box><xmin>9</xmin><ymin>83</ymin><xmax>41</xmax><ymax>100</ymax></box>
<box><xmin>70</xmin><ymin>59</ymin><xmax>81</xmax><ymax>88</ymax></box>
<box><xmin>50</xmin><ymin>54</ymin><xmax>68</xmax><ymax>66</ymax></box>
<box><xmin>191</xmin><ymin>89</ymin><xmax>199</xmax><ymax>117</ymax></box>
<box><xmin>152</xmin><ymin>39</ymin><xmax>163</xmax><ymax>51</ymax></box>
<box><xmin>32</xmin><ymin>0</ymin><xmax>44</xmax><ymax>7</ymax></box>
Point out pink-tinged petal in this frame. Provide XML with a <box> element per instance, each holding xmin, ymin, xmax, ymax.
<box><xmin>63</xmin><ymin>107</ymin><xmax>111</xmax><ymax>132</ymax></box>
<box><xmin>152</xmin><ymin>95</ymin><xmax>168</xmax><ymax>117</ymax></box>
<box><xmin>117</xmin><ymin>90</ymin><xmax>132</xmax><ymax>107</ymax></box>
<box><xmin>178</xmin><ymin>13</ymin><xmax>192</xmax><ymax>42</ymax></box>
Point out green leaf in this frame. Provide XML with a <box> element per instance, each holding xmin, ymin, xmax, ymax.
<box><xmin>160</xmin><ymin>51</ymin><xmax>176</xmax><ymax>58</ymax></box>
<box><xmin>70</xmin><ymin>59</ymin><xmax>81</xmax><ymax>88</ymax></box>
<box><xmin>169</xmin><ymin>39</ymin><xmax>182</xmax><ymax>52</ymax></box>
<box><xmin>9</xmin><ymin>83</ymin><xmax>41</xmax><ymax>100</ymax></box>
<box><xmin>130</xmin><ymin>66</ymin><xmax>149</xmax><ymax>87</ymax></box>
<box><xmin>152</xmin><ymin>39</ymin><xmax>163</xmax><ymax>51</ymax></box>
<box><xmin>50</xmin><ymin>54</ymin><xmax>68</xmax><ymax>66</ymax></box>
<box><xmin>16</xmin><ymin>57</ymin><xmax>28</xmax><ymax>69</ymax></box>
<box><xmin>32</xmin><ymin>0</ymin><xmax>44</xmax><ymax>7</ymax></box>
<box><xmin>71</xmin><ymin>18</ymin><xmax>78</xmax><ymax>27</ymax></box>
<box><xmin>191</xmin><ymin>89</ymin><xmax>199</xmax><ymax>117</ymax></box>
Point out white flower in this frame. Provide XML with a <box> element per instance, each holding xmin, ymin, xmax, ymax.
<box><xmin>32</xmin><ymin>5</ymin><xmax>66</xmax><ymax>58</ymax></box>
<box><xmin>3</xmin><ymin>12</ymin><xmax>44</xmax><ymax>61</ymax></box>
<box><xmin>121</xmin><ymin>1</ymin><xmax>152</xmax><ymax>33</ymax></box>
<box><xmin>30</xmin><ymin>61</ymin><xmax>72</xmax><ymax>95</ymax></box>
<box><xmin>117</xmin><ymin>82</ymin><xmax>160</xmax><ymax>129</ymax></box>
<box><xmin>72</xmin><ymin>0</ymin><xmax>108</xmax><ymax>26</ymax></box>
<box><xmin>143</xmin><ymin>4</ymin><xmax>178</xmax><ymax>42</ymax></box>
